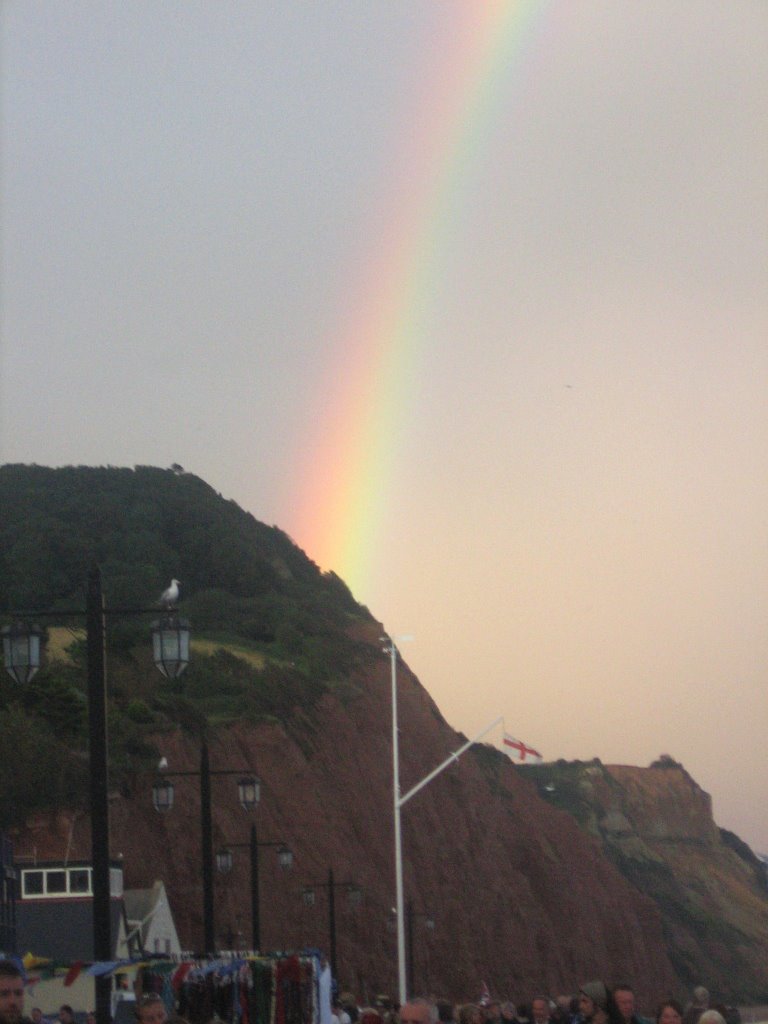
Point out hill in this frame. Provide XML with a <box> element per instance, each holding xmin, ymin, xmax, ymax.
<box><xmin>1</xmin><ymin>464</ymin><xmax>767</xmax><ymax>1002</ymax></box>
<box><xmin>518</xmin><ymin>758</ymin><xmax>768</xmax><ymax>1000</ymax></box>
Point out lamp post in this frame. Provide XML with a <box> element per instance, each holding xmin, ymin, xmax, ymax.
<box><xmin>152</xmin><ymin>742</ymin><xmax>260</xmax><ymax>954</ymax></box>
<box><xmin>2</xmin><ymin>566</ymin><xmax>190</xmax><ymax>1024</ymax></box>
<box><xmin>216</xmin><ymin>822</ymin><xmax>293</xmax><ymax>950</ymax></box>
<box><xmin>381</xmin><ymin>634</ymin><xmax>411</xmax><ymax>1005</ymax></box>
<box><xmin>382</xmin><ymin>633</ymin><xmax>502</xmax><ymax>1004</ymax></box>
<box><xmin>302</xmin><ymin>868</ymin><xmax>362</xmax><ymax>983</ymax></box>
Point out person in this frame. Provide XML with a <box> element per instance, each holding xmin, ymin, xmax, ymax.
<box><xmin>30</xmin><ymin>1012</ymin><xmax>48</xmax><ymax>1024</ymax></box>
<box><xmin>341</xmin><ymin>995</ymin><xmax>360</xmax><ymax>1024</ymax></box>
<box><xmin>578</xmin><ymin>984</ymin><xmax>621</xmax><ymax>1024</ymax></box>
<box><xmin>0</xmin><ymin>962</ymin><xmax>27</xmax><ymax>1024</ymax></box>
<box><xmin>656</xmin><ymin>1001</ymin><xmax>683</xmax><ymax>1024</ymax></box>
<box><xmin>136</xmin><ymin>995</ymin><xmax>168</xmax><ymax>1024</ymax></box>
<box><xmin>697</xmin><ymin>1013</ymin><xmax>725</xmax><ymax>1024</ymax></box>
<box><xmin>58</xmin><ymin>1008</ymin><xmax>74</xmax><ymax>1024</ymax></box>
<box><xmin>334</xmin><ymin>1001</ymin><xmax>352</xmax><ymax>1024</ymax></box>
<box><xmin>552</xmin><ymin>998</ymin><xmax>572</xmax><ymax>1024</ymax></box>
<box><xmin>400</xmin><ymin>1007</ymin><xmax>430</xmax><ymax>1024</ymax></box>
<box><xmin>612</xmin><ymin>986</ymin><xmax>648</xmax><ymax>1024</ymax></box>
<box><xmin>485</xmin><ymin>1004</ymin><xmax>503</xmax><ymax>1024</ymax></box>
<box><xmin>458</xmin><ymin>1007</ymin><xmax>483</xmax><ymax>1024</ymax></box>
<box><xmin>436</xmin><ymin>1002</ymin><xmax>455</xmax><ymax>1024</ymax></box>
<box><xmin>578</xmin><ymin>985</ymin><xmax>608</xmax><ymax>1024</ymax></box>
<box><xmin>531</xmin><ymin>999</ymin><xmax>551</xmax><ymax>1024</ymax></box>
<box><xmin>682</xmin><ymin>991</ymin><xmax>708</xmax><ymax>1024</ymax></box>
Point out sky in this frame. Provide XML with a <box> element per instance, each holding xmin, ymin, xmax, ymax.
<box><xmin>2</xmin><ymin>3</ymin><xmax>767</xmax><ymax>852</ymax></box>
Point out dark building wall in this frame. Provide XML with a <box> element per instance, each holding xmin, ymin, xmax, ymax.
<box><xmin>0</xmin><ymin>834</ymin><xmax>16</xmax><ymax>954</ymax></box>
<box><xmin>16</xmin><ymin>899</ymin><xmax>124</xmax><ymax>960</ymax></box>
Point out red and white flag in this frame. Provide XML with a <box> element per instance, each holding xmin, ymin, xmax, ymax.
<box><xmin>503</xmin><ymin>732</ymin><xmax>543</xmax><ymax>764</ymax></box>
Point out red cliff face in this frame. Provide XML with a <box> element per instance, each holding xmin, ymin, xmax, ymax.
<box><xmin>519</xmin><ymin>758</ymin><xmax>768</xmax><ymax>1002</ymax></box>
<box><xmin>17</xmin><ymin>619</ymin><xmax>677</xmax><ymax>1006</ymax></box>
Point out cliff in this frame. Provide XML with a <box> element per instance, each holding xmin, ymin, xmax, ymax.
<box><xmin>15</xmin><ymin>617</ymin><xmax>675</xmax><ymax>1006</ymax></box>
<box><xmin>519</xmin><ymin>758</ymin><xmax>768</xmax><ymax>1001</ymax></box>
<box><xmin>3</xmin><ymin>464</ymin><xmax>767</xmax><ymax>1005</ymax></box>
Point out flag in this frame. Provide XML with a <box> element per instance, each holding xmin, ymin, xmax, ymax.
<box><xmin>503</xmin><ymin>732</ymin><xmax>542</xmax><ymax>764</ymax></box>
<box><xmin>64</xmin><ymin>962</ymin><xmax>85</xmax><ymax>987</ymax></box>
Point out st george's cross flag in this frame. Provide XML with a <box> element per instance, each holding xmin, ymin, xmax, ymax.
<box><xmin>503</xmin><ymin>732</ymin><xmax>543</xmax><ymax>764</ymax></box>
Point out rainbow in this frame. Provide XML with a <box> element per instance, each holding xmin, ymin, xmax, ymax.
<box><xmin>289</xmin><ymin>1</ymin><xmax>549</xmax><ymax>598</ymax></box>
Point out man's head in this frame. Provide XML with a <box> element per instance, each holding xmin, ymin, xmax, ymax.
<box><xmin>58</xmin><ymin>1008</ymin><xmax>74</xmax><ymax>1024</ymax></box>
<box><xmin>692</xmin><ymin>991</ymin><xmax>709</xmax><ymax>1011</ymax></box>
<box><xmin>400</xmin><ymin>1006</ymin><xmax>431</xmax><ymax>1024</ymax></box>
<box><xmin>136</xmin><ymin>995</ymin><xmax>167</xmax><ymax>1024</ymax></box>
<box><xmin>532</xmin><ymin>999</ymin><xmax>550</xmax><ymax>1024</ymax></box>
<box><xmin>485</xmin><ymin>1004</ymin><xmax>501</xmax><ymax>1022</ymax></box>
<box><xmin>0</xmin><ymin>962</ymin><xmax>25</xmax><ymax>1024</ymax></box>
<box><xmin>613</xmin><ymin>987</ymin><xmax>635</xmax><ymax>1024</ymax></box>
<box><xmin>31</xmin><ymin>1011</ymin><xmax>44</xmax><ymax>1024</ymax></box>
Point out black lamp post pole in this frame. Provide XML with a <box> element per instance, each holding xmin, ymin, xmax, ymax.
<box><xmin>200</xmin><ymin>741</ymin><xmax>214</xmax><ymax>955</ymax></box>
<box><xmin>4</xmin><ymin>568</ymin><xmax>190</xmax><ymax>1024</ymax></box>
<box><xmin>250</xmin><ymin>822</ymin><xmax>261</xmax><ymax>950</ymax></box>
<box><xmin>302</xmin><ymin>870</ymin><xmax>360</xmax><ymax>987</ymax></box>
<box><xmin>328</xmin><ymin>867</ymin><xmax>337</xmax><ymax>981</ymax></box>
<box><xmin>86</xmin><ymin>567</ymin><xmax>111</xmax><ymax>1024</ymax></box>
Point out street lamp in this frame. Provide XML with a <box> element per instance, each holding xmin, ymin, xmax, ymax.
<box><xmin>2</xmin><ymin>566</ymin><xmax>190</xmax><ymax>1024</ymax></box>
<box><xmin>1</xmin><ymin>622</ymin><xmax>44</xmax><ymax>684</ymax></box>
<box><xmin>381</xmin><ymin>633</ymin><xmax>412</xmax><ymax>1005</ymax></box>
<box><xmin>216</xmin><ymin>823</ymin><xmax>293</xmax><ymax>950</ymax></box>
<box><xmin>382</xmin><ymin>633</ymin><xmax>502</xmax><ymax>1004</ymax></box>
<box><xmin>151</xmin><ymin>615</ymin><xmax>191</xmax><ymax>678</ymax></box>
<box><xmin>301</xmin><ymin>868</ymin><xmax>362</xmax><ymax>984</ymax></box>
<box><xmin>152</xmin><ymin>742</ymin><xmax>260</xmax><ymax>954</ymax></box>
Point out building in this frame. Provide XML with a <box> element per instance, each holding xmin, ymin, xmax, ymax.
<box><xmin>0</xmin><ymin>833</ymin><xmax>16</xmax><ymax>954</ymax></box>
<box><xmin>122</xmin><ymin>880</ymin><xmax>181</xmax><ymax>957</ymax></box>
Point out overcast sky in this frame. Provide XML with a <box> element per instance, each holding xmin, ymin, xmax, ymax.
<box><xmin>2</xmin><ymin>2</ymin><xmax>767</xmax><ymax>852</ymax></box>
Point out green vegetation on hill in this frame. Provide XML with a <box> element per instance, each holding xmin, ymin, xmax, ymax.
<box><xmin>0</xmin><ymin>463</ymin><xmax>374</xmax><ymax>827</ymax></box>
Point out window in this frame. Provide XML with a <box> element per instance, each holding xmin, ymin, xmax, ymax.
<box><xmin>46</xmin><ymin>871</ymin><xmax>67</xmax><ymax>894</ymax></box>
<box><xmin>21</xmin><ymin>864</ymin><xmax>115</xmax><ymax>899</ymax></box>
<box><xmin>23</xmin><ymin>872</ymin><xmax>43</xmax><ymax>896</ymax></box>
<box><xmin>69</xmin><ymin>869</ymin><xmax>91</xmax><ymax>893</ymax></box>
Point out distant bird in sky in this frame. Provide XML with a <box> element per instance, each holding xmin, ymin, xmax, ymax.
<box><xmin>159</xmin><ymin>579</ymin><xmax>181</xmax><ymax>607</ymax></box>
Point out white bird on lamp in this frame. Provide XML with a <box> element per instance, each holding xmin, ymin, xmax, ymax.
<box><xmin>159</xmin><ymin>579</ymin><xmax>181</xmax><ymax>607</ymax></box>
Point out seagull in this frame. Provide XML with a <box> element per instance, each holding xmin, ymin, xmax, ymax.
<box><xmin>159</xmin><ymin>579</ymin><xmax>181</xmax><ymax>607</ymax></box>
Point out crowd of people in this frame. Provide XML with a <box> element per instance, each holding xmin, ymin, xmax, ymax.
<box><xmin>0</xmin><ymin>958</ymin><xmax>746</xmax><ymax>1024</ymax></box>
<box><xmin>332</xmin><ymin>982</ymin><xmax>743</xmax><ymax>1024</ymax></box>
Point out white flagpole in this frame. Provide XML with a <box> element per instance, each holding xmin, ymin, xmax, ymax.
<box><xmin>385</xmin><ymin>633</ymin><xmax>501</xmax><ymax>1005</ymax></box>
<box><xmin>383</xmin><ymin>634</ymin><xmax>411</xmax><ymax>1006</ymax></box>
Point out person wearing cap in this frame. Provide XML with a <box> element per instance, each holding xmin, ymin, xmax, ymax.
<box><xmin>578</xmin><ymin>984</ymin><xmax>608</xmax><ymax>1024</ymax></box>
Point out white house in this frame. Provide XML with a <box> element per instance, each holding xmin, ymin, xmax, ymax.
<box><xmin>122</xmin><ymin>880</ymin><xmax>181</xmax><ymax>956</ymax></box>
